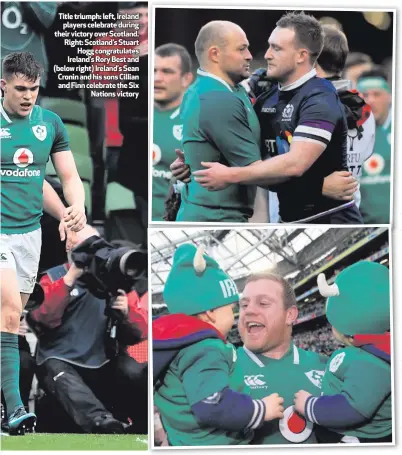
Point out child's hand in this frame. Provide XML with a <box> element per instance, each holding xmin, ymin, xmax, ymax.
<box><xmin>262</xmin><ymin>393</ymin><xmax>284</xmax><ymax>421</ymax></box>
<box><xmin>294</xmin><ymin>390</ymin><xmax>312</xmax><ymax>415</ymax></box>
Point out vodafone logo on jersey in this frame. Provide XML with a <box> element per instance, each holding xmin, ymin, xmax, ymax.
<box><xmin>279</xmin><ymin>406</ymin><xmax>313</xmax><ymax>443</ymax></box>
<box><xmin>13</xmin><ymin>148</ymin><xmax>33</xmax><ymax>168</ymax></box>
<box><xmin>364</xmin><ymin>153</ymin><xmax>385</xmax><ymax>176</ymax></box>
<box><xmin>153</xmin><ymin>144</ymin><xmax>162</xmax><ymax>165</ymax></box>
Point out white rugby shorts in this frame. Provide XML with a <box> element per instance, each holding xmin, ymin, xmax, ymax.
<box><xmin>0</xmin><ymin>228</ymin><xmax>42</xmax><ymax>294</ymax></box>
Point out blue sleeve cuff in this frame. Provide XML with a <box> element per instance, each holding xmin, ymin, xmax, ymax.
<box><xmin>305</xmin><ymin>394</ymin><xmax>367</xmax><ymax>428</ymax></box>
<box><xmin>191</xmin><ymin>387</ymin><xmax>265</xmax><ymax>432</ymax></box>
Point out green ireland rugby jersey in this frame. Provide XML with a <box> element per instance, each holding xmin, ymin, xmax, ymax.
<box><xmin>320</xmin><ymin>346</ymin><xmax>391</xmax><ymax>439</ymax></box>
<box><xmin>360</xmin><ymin>111</ymin><xmax>391</xmax><ymax>224</ymax></box>
<box><xmin>176</xmin><ymin>69</ymin><xmax>261</xmax><ymax>222</ymax></box>
<box><xmin>237</xmin><ymin>343</ymin><xmax>327</xmax><ymax>444</ymax></box>
<box><xmin>154</xmin><ymin>339</ymin><xmax>252</xmax><ymax>446</ymax></box>
<box><xmin>152</xmin><ymin>105</ymin><xmax>182</xmax><ymax>221</ymax></box>
<box><xmin>1</xmin><ymin>100</ymin><xmax>69</xmax><ymax>234</ymax></box>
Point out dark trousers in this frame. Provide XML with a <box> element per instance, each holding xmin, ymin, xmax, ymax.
<box><xmin>37</xmin><ymin>354</ymin><xmax>147</xmax><ymax>434</ymax></box>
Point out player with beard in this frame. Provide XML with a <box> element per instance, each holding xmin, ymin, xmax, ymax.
<box><xmin>152</xmin><ymin>44</ymin><xmax>193</xmax><ymax>221</ymax></box>
<box><xmin>194</xmin><ymin>12</ymin><xmax>363</xmax><ymax>224</ymax></box>
<box><xmin>176</xmin><ymin>21</ymin><xmax>261</xmax><ymax>222</ymax></box>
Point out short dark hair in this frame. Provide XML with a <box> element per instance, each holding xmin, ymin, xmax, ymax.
<box><xmin>2</xmin><ymin>52</ymin><xmax>43</xmax><ymax>82</ymax></box>
<box><xmin>277</xmin><ymin>12</ymin><xmax>324</xmax><ymax>64</ymax></box>
<box><xmin>344</xmin><ymin>52</ymin><xmax>372</xmax><ymax>71</ymax></box>
<box><xmin>245</xmin><ymin>272</ymin><xmax>297</xmax><ymax>311</ymax></box>
<box><xmin>318</xmin><ymin>25</ymin><xmax>349</xmax><ymax>75</ymax></box>
<box><xmin>358</xmin><ymin>66</ymin><xmax>388</xmax><ymax>83</ymax></box>
<box><xmin>155</xmin><ymin>43</ymin><xmax>192</xmax><ymax>75</ymax></box>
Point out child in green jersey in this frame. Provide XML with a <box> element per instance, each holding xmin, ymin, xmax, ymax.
<box><xmin>153</xmin><ymin>244</ymin><xmax>284</xmax><ymax>446</ymax></box>
<box><xmin>294</xmin><ymin>261</ymin><xmax>392</xmax><ymax>443</ymax></box>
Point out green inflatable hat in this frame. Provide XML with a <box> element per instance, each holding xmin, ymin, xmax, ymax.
<box><xmin>317</xmin><ymin>261</ymin><xmax>390</xmax><ymax>335</ymax></box>
<box><xmin>163</xmin><ymin>244</ymin><xmax>239</xmax><ymax>315</ymax></box>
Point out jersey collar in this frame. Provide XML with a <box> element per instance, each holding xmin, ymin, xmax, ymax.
<box><xmin>0</xmin><ymin>98</ymin><xmax>34</xmax><ymax>122</ymax></box>
<box><xmin>154</xmin><ymin>104</ymin><xmax>181</xmax><ymax>120</ymax></box>
<box><xmin>243</xmin><ymin>343</ymin><xmax>299</xmax><ymax>367</ymax></box>
<box><xmin>0</xmin><ymin>99</ymin><xmax>12</xmax><ymax>124</ymax></box>
<box><xmin>197</xmin><ymin>68</ymin><xmax>233</xmax><ymax>92</ymax></box>
<box><xmin>279</xmin><ymin>68</ymin><xmax>317</xmax><ymax>92</ymax></box>
<box><xmin>382</xmin><ymin>108</ymin><xmax>392</xmax><ymax>131</ymax></box>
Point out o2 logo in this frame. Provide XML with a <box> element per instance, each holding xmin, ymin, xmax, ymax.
<box><xmin>279</xmin><ymin>406</ymin><xmax>313</xmax><ymax>443</ymax></box>
<box><xmin>2</xmin><ymin>6</ymin><xmax>29</xmax><ymax>35</ymax></box>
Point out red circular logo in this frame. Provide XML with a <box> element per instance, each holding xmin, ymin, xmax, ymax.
<box><xmin>279</xmin><ymin>406</ymin><xmax>313</xmax><ymax>443</ymax></box>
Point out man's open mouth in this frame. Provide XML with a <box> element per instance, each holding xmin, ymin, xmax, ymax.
<box><xmin>246</xmin><ymin>322</ymin><xmax>265</xmax><ymax>334</ymax></box>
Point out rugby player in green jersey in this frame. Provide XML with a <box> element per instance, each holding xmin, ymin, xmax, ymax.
<box><xmin>152</xmin><ymin>44</ymin><xmax>193</xmax><ymax>221</ymax></box>
<box><xmin>176</xmin><ymin>21</ymin><xmax>262</xmax><ymax>222</ymax></box>
<box><xmin>294</xmin><ymin>262</ymin><xmax>392</xmax><ymax>443</ymax></box>
<box><xmin>357</xmin><ymin>68</ymin><xmax>392</xmax><ymax>224</ymax></box>
<box><xmin>0</xmin><ymin>52</ymin><xmax>86</xmax><ymax>434</ymax></box>
<box><xmin>237</xmin><ymin>272</ymin><xmax>328</xmax><ymax>444</ymax></box>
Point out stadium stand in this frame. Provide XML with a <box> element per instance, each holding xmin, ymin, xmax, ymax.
<box><xmin>152</xmin><ymin>227</ymin><xmax>389</xmax><ymax>357</ymax></box>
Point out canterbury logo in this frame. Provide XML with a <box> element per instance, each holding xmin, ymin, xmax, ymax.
<box><xmin>244</xmin><ymin>375</ymin><xmax>266</xmax><ymax>387</ymax></box>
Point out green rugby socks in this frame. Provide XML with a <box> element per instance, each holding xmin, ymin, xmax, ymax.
<box><xmin>1</xmin><ymin>331</ymin><xmax>24</xmax><ymax>416</ymax></box>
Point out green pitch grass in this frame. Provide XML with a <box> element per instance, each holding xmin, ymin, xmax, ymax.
<box><xmin>0</xmin><ymin>433</ymin><xmax>148</xmax><ymax>450</ymax></box>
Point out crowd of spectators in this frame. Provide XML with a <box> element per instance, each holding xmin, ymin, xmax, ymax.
<box><xmin>293</xmin><ymin>324</ymin><xmax>340</xmax><ymax>356</ymax></box>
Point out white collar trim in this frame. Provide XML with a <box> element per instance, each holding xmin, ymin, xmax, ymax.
<box><xmin>197</xmin><ymin>68</ymin><xmax>233</xmax><ymax>92</ymax></box>
<box><xmin>243</xmin><ymin>344</ymin><xmax>299</xmax><ymax>366</ymax></box>
<box><xmin>279</xmin><ymin>68</ymin><xmax>317</xmax><ymax>92</ymax></box>
<box><xmin>243</xmin><ymin>347</ymin><xmax>265</xmax><ymax>367</ymax></box>
<box><xmin>0</xmin><ymin>100</ymin><xmax>12</xmax><ymax>123</ymax></box>
<box><xmin>382</xmin><ymin>109</ymin><xmax>392</xmax><ymax>130</ymax></box>
<box><xmin>293</xmin><ymin>344</ymin><xmax>300</xmax><ymax>364</ymax></box>
<box><xmin>170</xmin><ymin>107</ymin><xmax>180</xmax><ymax>120</ymax></box>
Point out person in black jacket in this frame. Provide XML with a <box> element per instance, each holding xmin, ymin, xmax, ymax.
<box><xmin>27</xmin><ymin>226</ymin><xmax>147</xmax><ymax>434</ymax></box>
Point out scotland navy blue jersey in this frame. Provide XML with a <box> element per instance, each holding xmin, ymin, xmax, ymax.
<box><xmin>255</xmin><ymin>72</ymin><xmax>349</xmax><ymax>222</ymax></box>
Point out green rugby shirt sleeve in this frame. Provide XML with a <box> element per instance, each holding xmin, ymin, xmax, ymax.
<box><xmin>179</xmin><ymin>340</ymin><xmax>232</xmax><ymax>405</ymax></box>
<box><xmin>306</xmin><ymin>360</ymin><xmax>391</xmax><ymax>426</ymax></box>
<box><xmin>199</xmin><ymin>92</ymin><xmax>261</xmax><ymax>167</ymax></box>
<box><xmin>51</xmin><ymin>114</ymin><xmax>70</xmax><ymax>153</ymax></box>
<box><xmin>340</xmin><ymin>360</ymin><xmax>391</xmax><ymax>418</ymax></box>
<box><xmin>178</xmin><ymin>340</ymin><xmax>265</xmax><ymax>431</ymax></box>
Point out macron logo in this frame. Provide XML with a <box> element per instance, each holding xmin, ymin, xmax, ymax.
<box><xmin>219</xmin><ymin>278</ymin><xmax>238</xmax><ymax>298</ymax></box>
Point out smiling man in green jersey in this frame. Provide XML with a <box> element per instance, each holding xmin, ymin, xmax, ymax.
<box><xmin>152</xmin><ymin>43</ymin><xmax>193</xmax><ymax>221</ymax></box>
<box><xmin>0</xmin><ymin>52</ymin><xmax>85</xmax><ymax>434</ymax></box>
<box><xmin>176</xmin><ymin>21</ymin><xmax>261</xmax><ymax>222</ymax></box>
<box><xmin>357</xmin><ymin>68</ymin><xmax>392</xmax><ymax>224</ymax></box>
<box><xmin>237</xmin><ymin>272</ymin><xmax>328</xmax><ymax>444</ymax></box>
